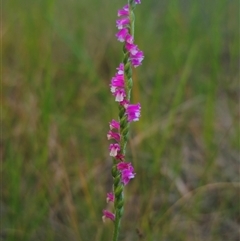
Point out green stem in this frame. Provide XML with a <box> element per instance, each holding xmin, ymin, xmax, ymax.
<box><xmin>112</xmin><ymin>2</ymin><xmax>136</xmax><ymax>241</ymax></box>
<box><xmin>112</xmin><ymin>211</ymin><xmax>121</xmax><ymax>241</ymax></box>
<box><xmin>112</xmin><ymin>167</ymin><xmax>124</xmax><ymax>241</ymax></box>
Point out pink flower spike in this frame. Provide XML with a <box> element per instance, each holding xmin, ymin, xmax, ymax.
<box><xmin>106</xmin><ymin>192</ymin><xmax>115</xmax><ymax>203</ymax></box>
<box><xmin>116</xmin><ymin>28</ymin><xmax>129</xmax><ymax>42</ymax></box>
<box><xmin>118</xmin><ymin>4</ymin><xmax>129</xmax><ymax>17</ymax></box>
<box><xmin>116</xmin><ymin>18</ymin><xmax>130</xmax><ymax>29</ymax></box>
<box><xmin>109</xmin><ymin>119</ymin><xmax>120</xmax><ymax>130</ymax></box>
<box><xmin>102</xmin><ymin>210</ymin><xmax>115</xmax><ymax>222</ymax></box>
<box><xmin>109</xmin><ymin>143</ymin><xmax>120</xmax><ymax>157</ymax></box>
<box><xmin>107</xmin><ymin>130</ymin><xmax>120</xmax><ymax>142</ymax></box>
<box><xmin>125</xmin><ymin>103</ymin><xmax>141</xmax><ymax>122</ymax></box>
<box><xmin>135</xmin><ymin>0</ymin><xmax>141</xmax><ymax>4</ymax></box>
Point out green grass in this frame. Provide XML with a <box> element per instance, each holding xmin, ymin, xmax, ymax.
<box><xmin>2</xmin><ymin>0</ymin><xmax>240</xmax><ymax>240</ymax></box>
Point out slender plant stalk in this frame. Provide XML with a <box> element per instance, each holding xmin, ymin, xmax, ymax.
<box><xmin>112</xmin><ymin>2</ymin><xmax>135</xmax><ymax>240</ymax></box>
<box><xmin>112</xmin><ymin>160</ymin><xmax>124</xmax><ymax>241</ymax></box>
<box><xmin>102</xmin><ymin>1</ymin><xmax>144</xmax><ymax>240</ymax></box>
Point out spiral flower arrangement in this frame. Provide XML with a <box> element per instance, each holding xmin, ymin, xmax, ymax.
<box><xmin>102</xmin><ymin>1</ymin><xmax>144</xmax><ymax>240</ymax></box>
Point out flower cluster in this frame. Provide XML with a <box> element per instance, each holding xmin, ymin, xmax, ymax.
<box><xmin>102</xmin><ymin>162</ymin><xmax>136</xmax><ymax>221</ymax></box>
<box><xmin>115</xmin><ymin>4</ymin><xmax>144</xmax><ymax>67</ymax></box>
<box><xmin>103</xmin><ymin>0</ymin><xmax>143</xmax><ymax>223</ymax></box>
<box><xmin>110</xmin><ymin>64</ymin><xmax>141</xmax><ymax>122</ymax></box>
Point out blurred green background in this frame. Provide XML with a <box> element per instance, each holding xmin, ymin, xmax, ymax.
<box><xmin>2</xmin><ymin>0</ymin><xmax>240</xmax><ymax>240</ymax></box>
